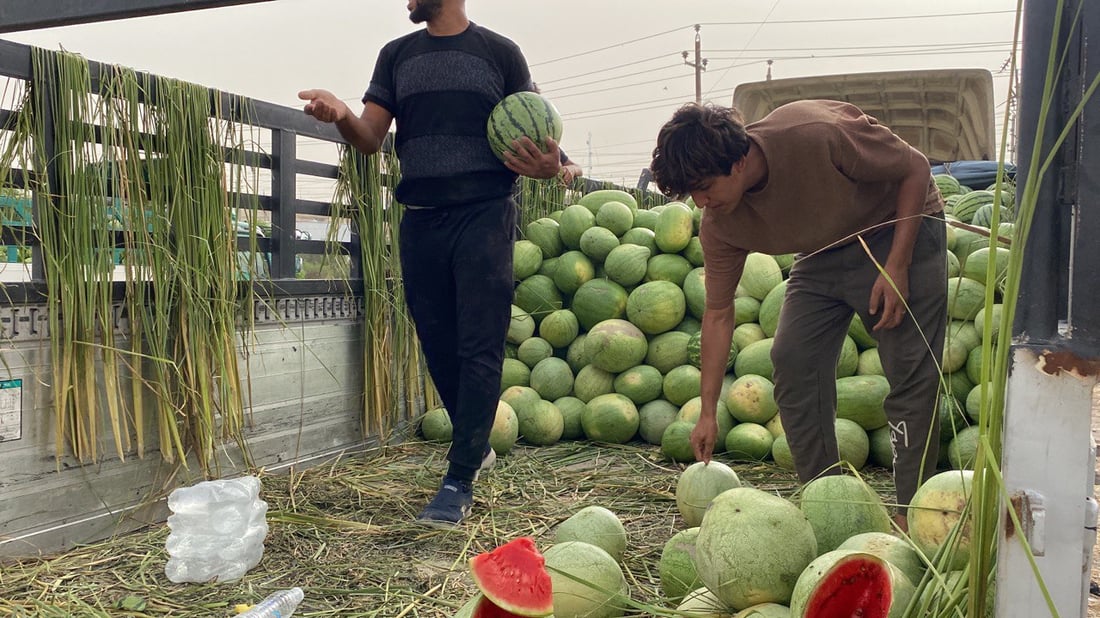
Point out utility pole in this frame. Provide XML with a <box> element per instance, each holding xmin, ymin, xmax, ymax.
<box><xmin>586</xmin><ymin>132</ymin><xmax>593</xmax><ymax>177</ymax></box>
<box><xmin>682</xmin><ymin>24</ymin><xmax>707</xmax><ymax>104</ymax></box>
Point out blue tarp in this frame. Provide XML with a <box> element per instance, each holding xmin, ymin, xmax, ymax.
<box><xmin>930</xmin><ymin>160</ymin><xmax>1017</xmax><ymax>189</ymax></box>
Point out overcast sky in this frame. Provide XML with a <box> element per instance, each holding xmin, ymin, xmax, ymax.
<box><xmin>3</xmin><ymin>0</ymin><xmax>1020</xmax><ymax>186</ymax></box>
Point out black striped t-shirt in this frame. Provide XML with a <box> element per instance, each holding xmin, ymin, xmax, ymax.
<box><xmin>363</xmin><ymin>23</ymin><xmax>532</xmax><ymax>207</ymax></box>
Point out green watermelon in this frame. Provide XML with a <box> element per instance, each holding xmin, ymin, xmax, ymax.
<box><xmin>686</xmin><ymin>329</ymin><xmax>738</xmax><ymax>370</ymax></box>
<box><xmin>565</xmin><ymin>333</ymin><xmax>590</xmax><ymax>373</ymax></box>
<box><xmin>538</xmin><ymin>309</ymin><xmax>579</xmax><ymax>349</ymax></box>
<box><xmin>513</xmin><ymin>240</ymin><xmax>543</xmax><ymax>281</ymax></box>
<box><xmin>836</xmin><ymin>375</ymin><xmax>890</xmax><ymax>430</ymax></box>
<box><xmin>798</xmin><ymin>475</ymin><xmax>892</xmax><ymax>554</ymax></box>
<box><xmin>489</xmin><ymin>400</ymin><xmax>520</xmax><ymax>455</ymax></box>
<box><xmin>740</xmin><ymin>253</ymin><xmax>784</xmax><ymax>301</ymax></box>
<box><xmin>517</xmin><ymin>337</ymin><xmax>554</xmax><ymax>368</ymax></box>
<box><xmin>518</xmin><ymin>398</ymin><xmax>565</xmax><ymax>446</ymax></box>
<box><xmin>501</xmin><ymin>358</ymin><xmax>531</xmax><ymax>392</ymax></box>
<box><xmin>654</xmin><ymin>202</ymin><xmax>694</xmax><ymax>253</ymax></box>
<box><xmin>682</xmin><ymin>267</ymin><xmax>707</xmax><ymax>320</ymax></box>
<box><xmin>724</xmin><ymin>374</ymin><xmax>778</xmax><ymax>424</ymax></box>
<box><xmin>951</xmin><ymin>190</ymin><xmax>996</xmax><ymax>223</ymax></box>
<box><xmin>584</xmin><ymin>319</ymin><xmax>648</xmax><ymax>373</ymax></box>
<box><xmin>757</xmin><ymin>280</ymin><xmax>787</xmax><ymax>337</ymax></box>
<box><xmin>582</xmin><ymin>393</ymin><xmax>640</xmax><ymax>444</ymax></box>
<box><xmin>553</xmin><ymin>250</ymin><xmax>596</xmax><ymax>296</ymax></box>
<box><xmin>676</xmin><ymin>461</ymin><xmax>742</xmax><ymax>527</ymax></box>
<box><xmin>626</xmin><ymin>280</ymin><xmax>686</xmax><ymax>335</ymax></box>
<box><xmin>596</xmin><ymin>201</ymin><xmax>634</xmax><ymax>236</ymax></box>
<box><xmin>946</xmin><ymin>276</ymin><xmax>987</xmax><ymax>320</ymax></box>
<box><xmin>663</xmin><ymin>364</ymin><xmax>702</xmax><ymax>406</ymax></box>
<box><xmin>836</xmin><ymin>417</ymin><xmax>871</xmax><ymax>470</ymax></box>
<box><xmin>632</xmin><ymin>209</ymin><xmax>658</xmax><ymax>230</ymax></box>
<box><xmin>732</xmin><ymin>322</ymin><xmax>767</xmax><ymax>352</ymax></box>
<box><xmin>619</xmin><ymin>226</ymin><xmax>658</xmax><ymax>254</ymax></box>
<box><xmin>558</xmin><ymin>203</ymin><xmax>596</xmax><ymax>249</ymax></box>
<box><xmin>420</xmin><ymin>407</ymin><xmax>452</xmax><ymax>442</ymax></box>
<box><xmin>579</xmin><ymin>226</ymin><xmax>620</xmax><ymax>263</ymax></box>
<box><xmin>907</xmin><ymin>470</ymin><xmax>973</xmax><ymax>571</ymax></box>
<box><xmin>695</xmin><ymin>487</ymin><xmax>818</xmax><ymax>609</ymax></box>
<box><xmin>603</xmin><ymin>243</ymin><xmax>650</xmax><ymax>287</ymax></box>
<box><xmin>571</xmin><ymin>278</ymin><xmax>629</xmax><ymax>330</ymax></box>
<box><xmin>734</xmin><ymin>296</ymin><xmax>762</xmax><ymax>326</ymax></box>
<box><xmin>639</xmin><ymin>398</ymin><xmax>681</xmax><ymax>445</ymax></box>
<box><xmin>553</xmin><ymin>505</ymin><xmax>628</xmax><ymax>563</ymax></box>
<box><xmin>525</xmin><ymin>217</ymin><xmax>563</xmax><ymax>258</ymax></box>
<box><xmin>573</xmin><ymin>364</ymin><xmax>615</xmax><ymax>403</ymax></box>
<box><xmin>514</xmin><ymin>274</ymin><xmax>563</xmax><ymax>323</ymax></box>
<box><xmin>645</xmin><ymin>253</ymin><xmax>693</xmax><ymax>287</ymax></box>
<box><xmin>659</xmin><ymin>527</ymin><xmax>703</xmax><ymax>602</ymax></box>
<box><xmin>507</xmin><ymin>304</ymin><xmax>536</xmax><ymax>344</ymax></box>
<box><xmin>529</xmin><ymin>357</ymin><xmax>574</xmax><ymax>402</ymax></box>
<box><xmin>682</xmin><ymin>236</ymin><xmax>705</xmax><ymax>267</ymax></box>
<box><xmin>578</xmin><ymin>189</ymin><xmax>638</xmax><ymax>216</ymax></box>
<box><xmin>661</xmin><ymin>419</ymin><xmax>697</xmax><ymax>462</ymax></box>
<box><xmin>543</xmin><ymin>541</ymin><xmax>629</xmax><ymax>618</ymax></box>
<box><xmin>733</xmin><ymin>338</ymin><xmax>775</xmax><ymax>381</ymax></box>
<box><xmin>487</xmin><ymin>91</ymin><xmax>562</xmax><ymax>162</ymax></box>
<box><xmin>724</xmin><ymin>423</ymin><xmax>774</xmax><ymax>461</ymax></box>
<box><xmin>612</xmin><ymin>364</ymin><xmax>664</xmax><ymax>405</ymax></box>
<box><xmin>645</xmin><ymin>330</ymin><xmax>692</xmax><ymax>374</ymax></box>
<box><xmin>554</xmin><ymin>396</ymin><xmax>587</xmax><ymax>440</ymax></box>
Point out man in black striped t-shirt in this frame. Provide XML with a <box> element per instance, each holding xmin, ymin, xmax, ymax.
<box><xmin>300</xmin><ymin>0</ymin><xmax>567</xmax><ymax>527</ymax></box>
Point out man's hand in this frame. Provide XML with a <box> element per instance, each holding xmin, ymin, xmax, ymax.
<box><xmin>690</xmin><ymin>414</ymin><xmax>719</xmax><ymax>464</ymax></box>
<box><xmin>504</xmin><ymin>136</ymin><xmax>562</xmax><ymax>179</ymax></box>
<box><xmin>869</xmin><ymin>262</ymin><xmax>910</xmax><ymax>331</ymax></box>
<box><xmin>298</xmin><ymin>89</ymin><xmax>350</xmax><ymax>124</ymax></box>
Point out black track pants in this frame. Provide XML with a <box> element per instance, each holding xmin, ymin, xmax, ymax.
<box><xmin>399</xmin><ymin>197</ymin><xmax>518</xmax><ymax>482</ymax></box>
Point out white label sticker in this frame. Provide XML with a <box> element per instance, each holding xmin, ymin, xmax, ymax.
<box><xmin>0</xmin><ymin>378</ymin><xmax>22</xmax><ymax>441</ymax></box>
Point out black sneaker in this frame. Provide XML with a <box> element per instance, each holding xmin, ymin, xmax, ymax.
<box><xmin>416</xmin><ymin>477</ymin><xmax>473</xmax><ymax>528</ymax></box>
<box><xmin>474</xmin><ymin>447</ymin><xmax>496</xmax><ymax>481</ymax></box>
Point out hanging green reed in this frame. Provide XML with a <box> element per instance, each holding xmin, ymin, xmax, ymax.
<box><xmin>24</xmin><ymin>48</ymin><xmax>260</xmax><ymax>474</ymax></box>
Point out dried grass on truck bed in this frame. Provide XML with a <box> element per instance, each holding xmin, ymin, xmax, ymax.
<box><xmin>0</xmin><ymin>440</ymin><xmax>894</xmax><ymax>617</ymax></box>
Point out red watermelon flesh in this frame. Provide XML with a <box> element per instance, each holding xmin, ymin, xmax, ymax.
<box><xmin>472</xmin><ymin>594</ymin><xmax>525</xmax><ymax>618</ymax></box>
<box><xmin>469</xmin><ymin>537</ymin><xmax>554</xmax><ymax>617</ymax></box>
<box><xmin>804</xmin><ymin>558</ymin><xmax>891</xmax><ymax>617</ymax></box>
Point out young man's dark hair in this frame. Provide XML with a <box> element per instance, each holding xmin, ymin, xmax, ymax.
<box><xmin>650</xmin><ymin>103</ymin><xmax>751</xmax><ymax>198</ymax></box>
<box><xmin>650</xmin><ymin>98</ymin><xmax>948</xmax><ymax>531</ymax></box>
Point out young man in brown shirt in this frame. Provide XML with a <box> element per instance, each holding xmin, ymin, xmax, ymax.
<box><xmin>649</xmin><ymin>100</ymin><xmax>947</xmax><ymax>528</ymax></box>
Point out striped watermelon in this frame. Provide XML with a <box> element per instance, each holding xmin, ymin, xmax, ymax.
<box><xmin>951</xmin><ymin>190</ymin><xmax>997</xmax><ymax>223</ymax></box>
<box><xmin>487</xmin><ymin>92</ymin><xmax>563</xmax><ymax>163</ymax></box>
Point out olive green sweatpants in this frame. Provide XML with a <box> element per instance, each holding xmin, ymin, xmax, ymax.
<box><xmin>770</xmin><ymin>214</ymin><xmax>948</xmax><ymax>512</ymax></box>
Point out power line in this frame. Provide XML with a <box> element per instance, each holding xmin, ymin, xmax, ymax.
<box><xmin>706</xmin><ymin>40</ymin><xmax>1013</xmax><ymax>53</ymax></box>
<box><xmin>537</xmin><ymin>53</ymin><xmax>679</xmax><ymax>86</ymax></box>
<box><xmin>530</xmin><ymin>26</ymin><xmax>688</xmax><ymax>68</ymax></box>
<box><xmin>541</xmin><ymin>63</ymin><xmax>685</xmax><ymax>96</ymax></box>
<box><xmin>700</xmin><ymin>10</ymin><xmax>1016</xmax><ymax>27</ymax></box>
<box><xmin>705</xmin><ymin>0</ymin><xmax>782</xmax><ymax>97</ymax></box>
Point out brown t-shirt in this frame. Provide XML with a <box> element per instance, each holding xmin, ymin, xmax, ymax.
<box><xmin>699</xmin><ymin>99</ymin><xmax>944</xmax><ymax>310</ymax></box>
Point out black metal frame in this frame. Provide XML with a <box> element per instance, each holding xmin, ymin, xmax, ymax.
<box><xmin>0</xmin><ymin>37</ymin><xmax>367</xmax><ymax>303</ymax></box>
<box><xmin>1015</xmin><ymin>0</ymin><xmax>1100</xmax><ymax>356</ymax></box>
<box><xmin>0</xmin><ymin>0</ymin><xmax>275</xmax><ymax>34</ymax></box>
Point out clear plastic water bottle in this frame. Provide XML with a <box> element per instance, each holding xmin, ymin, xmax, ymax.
<box><xmin>237</xmin><ymin>587</ymin><xmax>304</xmax><ymax>618</ymax></box>
<box><xmin>164</xmin><ymin>476</ymin><xmax>269</xmax><ymax>583</ymax></box>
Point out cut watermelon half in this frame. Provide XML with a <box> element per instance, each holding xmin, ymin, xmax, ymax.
<box><xmin>790</xmin><ymin>549</ymin><xmax>914</xmax><ymax>618</ymax></box>
<box><xmin>469</xmin><ymin>537</ymin><xmax>554</xmax><ymax>617</ymax></box>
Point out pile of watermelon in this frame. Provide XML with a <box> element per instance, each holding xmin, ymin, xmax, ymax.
<box><xmin>422</xmin><ymin>176</ymin><xmax>1013</xmax><ymax>474</ymax></box>
<box><xmin>427</xmin><ymin>175</ymin><xmax>999</xmax><ymax>617</ymax></box>
<box><xmin>450</xmin><ymin>465</ymin><xmax>975</xmax><ymax>617</ymax></box>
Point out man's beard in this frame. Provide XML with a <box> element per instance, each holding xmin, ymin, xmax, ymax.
<box><xmin>409</xmin><ymin>0</ymin><xmax>442</xmax><ymax>24</ymax></box>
